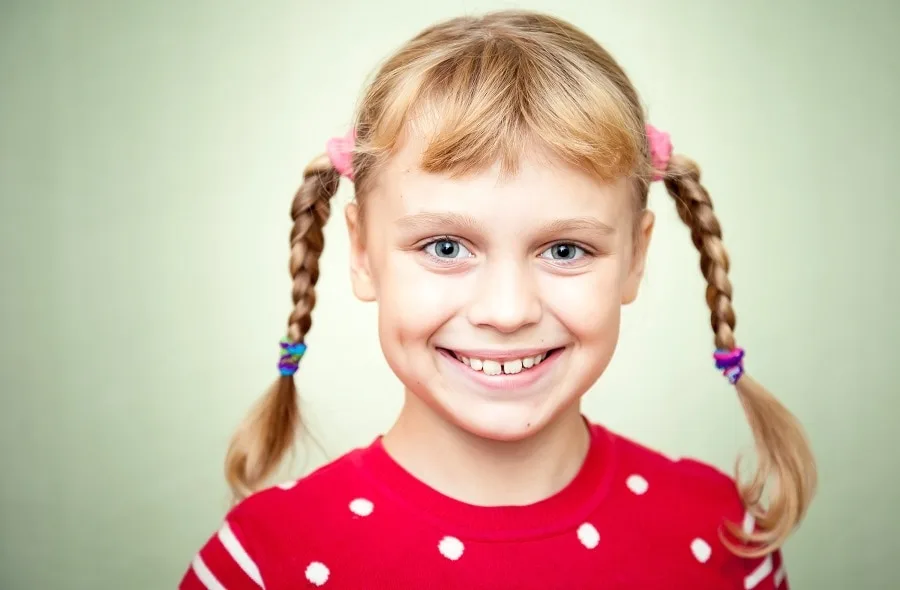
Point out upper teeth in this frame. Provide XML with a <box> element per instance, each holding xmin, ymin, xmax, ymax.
<box><xmin>457</xmin><ymin>353</ymin><xmax>548</xmax><ymax>375</ymax></box>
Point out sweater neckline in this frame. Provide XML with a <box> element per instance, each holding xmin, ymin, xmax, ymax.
<box><xmin>353</xmin><ymin>420</ymin><xmax>618</xmax><ymax>541</ymax></box>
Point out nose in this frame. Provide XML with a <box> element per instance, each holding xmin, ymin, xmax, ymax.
<box><xmin>466</xmin><ymin>259</ymin><xmax>543</xmax><ymax>333</ymax></box>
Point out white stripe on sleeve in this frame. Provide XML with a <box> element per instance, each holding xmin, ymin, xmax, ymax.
<box><xmin>191</xmin><ymin>555</ymin><xmax>226</xmax><ymax>590</ymax></box>
<box><xmin>744</xmin><ymin>555</ymin><xmax>774</xmax><ymax>589</ymax></box>
<box><xmin>774</xmin><ymin>564</ymin><xmax>787</xmax><ymax>587</ymax></box>
<box><xmin>218</xmin><ymin>522</ymin><xmax>265</xmax><ymax>588</ymax></box>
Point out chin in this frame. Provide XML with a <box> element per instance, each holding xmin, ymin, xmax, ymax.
<box><xmin>450</xmin><ymin>406</ymin><xmax>555</xmax><ymax>442</ymax></box>
<box><xmin>428</xmin><ymin>378</ymin><xmax>576</xmax><ymax>444</ymax></box>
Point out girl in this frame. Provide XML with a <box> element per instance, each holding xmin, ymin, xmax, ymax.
<box><xmin>180</xmin><ymin>10</ymin><xmax>816</xmax><ymax>589</ymax></box>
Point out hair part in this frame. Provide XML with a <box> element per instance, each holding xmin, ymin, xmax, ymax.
<box><xmin>225</xmin><ymin>9</ymin><xmax>816</xmax><ymax>559</ymax></box>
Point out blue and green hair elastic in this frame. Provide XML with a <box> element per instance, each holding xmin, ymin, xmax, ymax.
<box><xmin>278</xmin><ymin>337</ymin><xmax>307</xmax><ymax>376</ymax></box>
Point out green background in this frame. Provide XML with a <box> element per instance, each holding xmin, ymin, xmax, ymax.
<box><xmin>2</xmin><ymin>0</ymin><xmax>897</xmax><ymax>587</ymax></box>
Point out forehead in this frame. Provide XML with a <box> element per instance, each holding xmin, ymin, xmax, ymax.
<box><xmin>366</xmin><ymin>131</ymin><xmax>634</xmax><ymax>224</ymax></box>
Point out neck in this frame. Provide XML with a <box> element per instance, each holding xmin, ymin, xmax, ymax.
<box><xmin>382</xmin><ymin>392</ymin><xmax>591</xmax><ymax>507</ymax></box>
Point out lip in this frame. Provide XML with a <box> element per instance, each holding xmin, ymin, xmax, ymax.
<box><xmin>437</xmin><ymin>347</ymin><xmax>564</xmax><ymax>393</ymax></box>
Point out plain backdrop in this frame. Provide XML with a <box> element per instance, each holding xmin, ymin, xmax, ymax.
<box><xmin>1</xmin><ymin>0</ymin><xmax>898</xmax><ymax>587</ymax></box>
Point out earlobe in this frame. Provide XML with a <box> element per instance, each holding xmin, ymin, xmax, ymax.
<box><xmin>622</xmin><ymin>210</ymin><xmax>655</xmax><ymax>305</ymax></box>
<box><xmin>345</xmin><ymin>202</ymin><xmax>377</xmax><ymax>302</ymax></box>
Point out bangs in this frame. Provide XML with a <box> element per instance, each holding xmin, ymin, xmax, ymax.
<box><xmin>354</xmin><ymin>30</ymin><xmax>649</xmax><ymax>185</ymax></box>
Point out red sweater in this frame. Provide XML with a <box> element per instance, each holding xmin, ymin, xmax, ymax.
<box><xmin>180</xmin><ymin>423</ymin><xmax>789</xmax><ymax>589</ymax></box>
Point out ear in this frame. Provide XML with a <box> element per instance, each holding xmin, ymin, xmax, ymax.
<box><xmin>622</xmin><ymin>210</ymin><xmax>654</xmax><ymax>305</ymax></box>
<box><xmin>345</xmin><ymin>202</ymin><xmax>377</xmax><ymax>302</ymax></box>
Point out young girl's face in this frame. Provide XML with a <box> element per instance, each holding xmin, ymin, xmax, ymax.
<box><xmin>346</xmin><ymin>133</ymin><xmax>653</xmax><ymax>442</ymax></box>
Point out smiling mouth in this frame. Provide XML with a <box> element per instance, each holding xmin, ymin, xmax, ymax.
<box><xmin>439</xmin><ymin>348</ymin><xmax>563</xmax><ymax>376</ymax></box>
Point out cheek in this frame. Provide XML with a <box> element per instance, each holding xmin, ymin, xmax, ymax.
<box><xmin>539</xmin><ymin>260</ymin><xmax>625</xmax><ymax>340</ymax></box>
<box><xmin>375</xmin><ymin>252</ymin><xmax>465</xmax><ymax>344</ymax></box>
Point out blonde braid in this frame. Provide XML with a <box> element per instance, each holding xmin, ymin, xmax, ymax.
<box><xmin>662</xmin><ymin>153</ymin><xmax>817</xmax><ymax>558</ymax></box>
<box><xmin>225</xmin><ymin>154</ymin><xmax>340</xmax><ymax>503</ymax></box>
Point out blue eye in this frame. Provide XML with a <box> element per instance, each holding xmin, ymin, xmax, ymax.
<box><xmin>425</xmin><ymin>239</ymin><xmax>472</xmax><ymax>259</ymax></box>
<box><xmin>541</xmin><ymin>243</ymin><xmax>585</xmax><ymax>262</ymax></box>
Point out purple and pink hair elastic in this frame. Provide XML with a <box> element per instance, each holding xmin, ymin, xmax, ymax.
<box><xmin>714</xmin><ymin>348</ymin><xmax>746</xmax><ymax>384</ymax></box>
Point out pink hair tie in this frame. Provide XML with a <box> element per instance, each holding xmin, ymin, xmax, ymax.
<box><xmin>646</xmin><ymin>124</ymin><xmax>672</xmax><ymax>182</ymax></box>
<box><xmin>713</xmin><ymin>347</ymin><xmax>746</xmax><ymax>385</ymax></box>
<box><xmin>326</xmin><ymin>128</ymin><xmax>356</xmax><ymax>180</ymax></box>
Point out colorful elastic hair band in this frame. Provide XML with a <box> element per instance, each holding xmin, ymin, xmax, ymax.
<box><xmin>713</xmin><ymin>347</ymin><xmax>745</xmax><ymax>385</ymax></box>
<box><xmin>646</xmin><ymin>124</ymin><xmax>672</xmax><ymax>182</ymax></box>
<box><xmin>326</xmin><ymin>128</ymin><xmax>356</xmax><ymax>181</ymax></box>
<box><xmin>278</xmin><ymin>338</ymin><xmax>308</xmax><ymax>377</ymax></box>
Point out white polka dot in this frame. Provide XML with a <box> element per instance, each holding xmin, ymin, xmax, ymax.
<box><xmin>349</xmin><ymin>498</ymin><xmax>374</xmax><ymax>517</ymax></box>
<box><xmin>276</xmin><ymin>479</ymin><xmax>298</xmax><ymax>490</ymax></box>
<box><xmin>438</xmin><ymin>536</ymin><xmax>464</xmax><ymax>560</ymax></box>
<box><xmin>626</xmin><ymin>474</ymin><xmax>649</xmax><ymax>495</ymax></box>
<box><xmin>691</xmin><ymin>538</ymin><xmax>712</xmax><ymax>563</ymax></box>
<box><xmin>305</xmin><ymin>561</ymin><xmax>329</xmax><ymax>586</ymax></box>
<box><xmin>577</xmin><ymin>523</ymin><xmax>600</xmax><ymax>549</ymax></box>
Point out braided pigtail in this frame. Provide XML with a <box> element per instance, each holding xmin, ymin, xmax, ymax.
<box><xmin>224</xmin><ymin>152</ymin><xmax>342</xmax><ymax>503</ymax></box>
<box><xmin>660</xmin><ymin>150</ymin><xmax>817</xmax><ymax>558</ymax></box>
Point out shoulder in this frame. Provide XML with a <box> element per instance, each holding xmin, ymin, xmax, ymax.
<box><xmin>233</xmin><ymin>445</ymin><xmax>368</xmax><ymax>528</ymax></box>
<box><xmin>600</xmin><ymin>426</ymin><xmax>790</xmax><ymax>589</ymax></box>
<box><xmin>179</xmin><ymin>445</ymin><xmax>370</xmax><ymax>589</ymax></box>
<box><xmin>601</xmin><ymin>426</ymin><xmax>739</xmax><ymax>505</ymax></box>
<box><xmin>604</xmin><ymin>426</ymin><xmax>748</xmax><ymax>523</ymax></box>
<box><xmin>232</xmin><ymin>442</ymin><xmax>379</xmax><ymax>550</ymax></box>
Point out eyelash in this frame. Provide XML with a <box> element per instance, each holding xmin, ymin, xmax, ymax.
<box><xmin>419</xmin><ymin>237</ymin><xmax>595</xmax><ymax>266</ymax></box>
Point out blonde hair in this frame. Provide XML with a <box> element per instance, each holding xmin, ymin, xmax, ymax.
<box><xmin>225</xmin><ymin>10</ymin><xmax>816</xmax><ymax>558</ymax></box>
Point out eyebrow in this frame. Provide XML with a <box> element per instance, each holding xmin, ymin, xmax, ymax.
<box><xmin>542</xmin><ymin>217</ymin><xmax>616</xmax><ymax>236</ymax></box>
<box><xmin>394</xmin><ymin>212</ymin><xmax>616</xmax><ymax>236</ymax></box>
<box><xmin>395</xmin><ymin>212</ymin><xmax>483</xmax><ymax>234</ymax></box>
